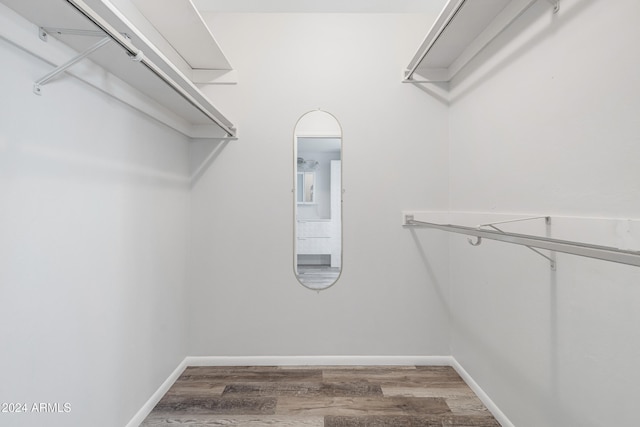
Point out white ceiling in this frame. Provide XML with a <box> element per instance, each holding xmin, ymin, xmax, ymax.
<box><xmin>192</xmin><ymin>0</ymin><xmax>448</xmax><ymax>14</ymax></box>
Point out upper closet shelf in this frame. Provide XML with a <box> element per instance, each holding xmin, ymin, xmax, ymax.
<box><xmin>131</xmin><ymin>0</ymin><xmax>231</xmax><ymax>72</ymax></box>
<box><xmin>1</xmin><ymin>0</ymin><xmax>236</xmax><ymax>138</ymax></box>
<box><xmin>404</xmin><ymin>0</ymin><xmax>556</xmax><ymax>83</ymax></box>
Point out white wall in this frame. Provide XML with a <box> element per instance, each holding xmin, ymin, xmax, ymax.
<box><xmin>448</xmin><ymin>0</ymin><xmax>640</xmax><ymax>425</ymax></box>
<box><xmin>0</xmin><ymin>14</ymin><xmax>190</xmax><ymax>427</ymax></box>
<box><xmin>188</xmin><ymin>13</ymin><xmax>451</xmax><ymax>357</ymax></box>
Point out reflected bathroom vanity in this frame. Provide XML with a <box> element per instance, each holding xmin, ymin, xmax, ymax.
<box><xmin>296</xmin><ymin>160</ymin><xmax>341</xmax><ymax>266</ymax></box>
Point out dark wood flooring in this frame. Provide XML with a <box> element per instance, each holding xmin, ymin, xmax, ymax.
<box><xmin>141</xmin><ymin>366</ymin><xmax>500</xmax><ymax>426</ymax></box>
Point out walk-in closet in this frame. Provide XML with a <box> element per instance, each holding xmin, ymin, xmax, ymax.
<box><xmin>1</xmin><ymin>0</ymin><xmax>638</xmax><ymax>426</ymax></box>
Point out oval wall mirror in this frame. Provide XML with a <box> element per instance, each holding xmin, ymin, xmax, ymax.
<box><xmin>293</xmin><ymin>110</ymin><xmax>342</xmax><ymax>290</ymax></box>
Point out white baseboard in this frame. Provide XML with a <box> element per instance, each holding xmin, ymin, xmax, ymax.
<box><xmin>126</xmin><ymin>355</ymin><xmax>513</xmax><ymax>427</ymax></box>
<box><xmin>185</xmin><ymin>355</ymin><xmax>453</xmax><ymax>366</ymax></box>
<box><xmin>450</xmin><ymin>358</ymin><xmax>514</xmax><ymax>427</ymax></box>
<box><xmin>125</xmin><ymin>358</ymin><xmax>188</xmax><ymax>427</ymax></box>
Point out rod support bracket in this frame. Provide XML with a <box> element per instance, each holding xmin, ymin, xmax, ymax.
<box><xmin>474</xmin><ymin>216</ymin><xmax>556</xmax><ymax>269</ymax></box>
<box><xmin>39</xmin><ymin>27</ymin><xmax>48</xmax><ymax>42</ymax></box>
<box><xmin>547</xmin><ymin>0</ymin><xmax>560</xmax><ymax>13</ymax></box>
<box><xmin>33</xmin><ymin>37</ymin><xmax>111</xmax><ymax>95</ymax></box>
<box><xmin>129</xmin><ymin>50</ymin><xmax>144</xmax><ymax>62</ymax></box>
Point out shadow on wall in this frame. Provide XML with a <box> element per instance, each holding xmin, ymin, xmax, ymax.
<box><xmin>449</xmin><ymin>0</ymin><xmax>597</xmax><ymax>104</ymax></box>
<box><xmin>2</xmin><ymin>136</ymin><xmax>191</xmax><ymax>190</ymax></box>
<box><xmin>449</xmin><ymin>279</ymin><xmax>601</xmax><ymax>427</ymax></box>
<box><xmin>448</xmin><ymin>244</ymin><xmax>601</xmax><ymax>427</ymax></box>
<box><xmin>407</xmin><ymin>221</ymin><xmax>583</xmax><ymax>425</ymax></box>
<box><xmin>408</xmin><ymin>228</ymin><xmax>451</xmax><ymax>318</ymax></box>
<box><xmin>189</xmin><ymin>139</ymin><xmax>231</xmax><ymax>187</ymax></box>
<box><xmin>405</xmin><ymin>80</ymin><xmax>450</xmax><ymax>106</ymax></box>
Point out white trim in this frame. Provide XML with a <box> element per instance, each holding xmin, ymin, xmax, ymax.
<box><xmin>125</xmin><ymin>358</ymin><xmax>188</xmax><ymax>427</ymax></box>
<box><xmin>185</xmin><ymin>355</ymin><xmax>452</xmax><ymax>367</ymax></box>
<box><xmin>450</xmin><ymin>358</ymin><xmax>515</xmax><ymax>427</ymax></box>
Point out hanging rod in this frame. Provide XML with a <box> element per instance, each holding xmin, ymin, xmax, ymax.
<box><xmin>62</xmin><ymin>0</ymin><xmax>236</xmax><ymax>137</ymax></box>
<box><xmin>403</xmin><ymin>215</ymin><xmax>640</xmax><ymax>268</ymax></box>
<box><xmin>404</xmin><ymin>0</ymin><xmax>467</xmax><ymax>81</ymax></box>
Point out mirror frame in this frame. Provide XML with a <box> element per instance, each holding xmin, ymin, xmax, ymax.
<box><xmin>293</xmin><ymin>109</ymin><xmax>343</xmax><ymax>291</ymax></box>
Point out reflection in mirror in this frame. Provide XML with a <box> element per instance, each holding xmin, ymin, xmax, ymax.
<box><xmin>294</xmin><ymin>110</ymin><xmax>342</xmax><ymax>290</ymax></box>
<box><xmin>297</xmin><ymin>171</ymin><xmax>315</xmax><ymax>203</ymax></box>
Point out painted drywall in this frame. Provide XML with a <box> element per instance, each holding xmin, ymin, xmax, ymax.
<box><xmin>448</xmin><ymin>0</ymin><xmax>640</xmax><ymax>425</ymax></box>
<box><xmin>0</xmin><ymin>12</ymin><xmax>190</xmax><ymax>427</ymax></box>
<box><xmin>188</xmin><ymin>13</ymin><xmax>451</xmax><ymax>357</ymax></box>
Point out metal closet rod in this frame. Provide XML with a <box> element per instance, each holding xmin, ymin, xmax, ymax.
<box><xmin>63</xmin><ymin>0</ymin><xmax>236</xmax><ymax>137</ymax></box>
<box><xmin>404</xmin><ymin>217</ymin><xmax>640</xmax><ymax>268</ymax></box>
<box><xmin>404</xmin><ymin>0</ymin><xmax>467</xmax><ymax>81</ymax></box>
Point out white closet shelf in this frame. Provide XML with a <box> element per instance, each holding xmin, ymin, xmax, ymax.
<box><xmin>404</xmin><ymin>0</ymin><xmax>553</xmax><ymax>83</ymax></box>
<box><xmin>1</xmin><ymin>0</ymin><xmax>236</xmax><ymax>138</ymax></box>
<box><xmin>131</xmin><ymin>0</ymin><xmax>231</xmax><ymax>72</ymax></box>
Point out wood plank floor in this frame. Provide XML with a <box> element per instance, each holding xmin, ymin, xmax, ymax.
<box><xmin>141</xmin><ymin>366</ymin><xmax>500</xmax><ymax>426</ymax></box>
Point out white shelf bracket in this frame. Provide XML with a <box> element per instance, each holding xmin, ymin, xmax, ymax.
<box><xmin>546</xmin><ymin>0</ymin><xmax>560</xmax><ymax>13</ymax></box>
<box><xmin>472</xmin><ymin>216</ymin><xmax>557</xmax><ymax>270</ymax></box>
<box><xmin>33</xmin><ymin>36</ymin><xmax>111</xmax><ymax>95</ymax></box>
